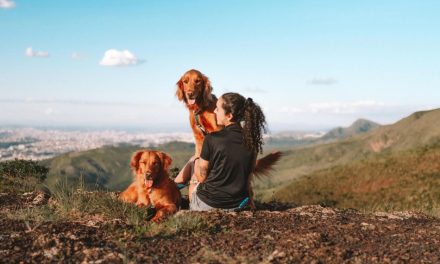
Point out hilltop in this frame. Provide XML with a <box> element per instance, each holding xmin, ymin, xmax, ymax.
<box><xmin>1</xmin><ymin>190</ymin><xmax>439</xmax><ymax>263</ymax></box>
<box><xmin>2</xmin><ymin>109</ymin><xmax>440</xmax><ymax>262</ymax></box>
<box><xmin>321</xmin><ymin>118</ymin><xmax>380</xmax><ymax>141</ymax></box>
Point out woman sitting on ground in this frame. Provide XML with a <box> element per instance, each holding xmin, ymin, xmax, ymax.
<box><xmin>174</xmin><ymin>92</ymin><xmax>267</xmax><ymax>211</ymax></box>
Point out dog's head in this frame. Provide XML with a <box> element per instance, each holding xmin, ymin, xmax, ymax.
<box><xmin>130</xmin><ymin>150</ymin><xmax>172</xmax><ymax>188</ymax></box>
<box><xmin>176</xmin><ymin>69</ymin><xmax>213</xmax><ymax>110</ymax></box>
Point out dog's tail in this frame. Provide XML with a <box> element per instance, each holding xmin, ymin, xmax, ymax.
<box><xmin>253</xmin><ymin>151</ymin><xmax>282</xmax><ymax>179</ymax></box>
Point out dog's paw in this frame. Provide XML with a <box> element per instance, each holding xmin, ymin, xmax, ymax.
<box><xmin>136</xmin><ymin>202</ymin><xmax>149</xmax><ymax>208</ymax></box>
<box><xmin>151</xmin><ymin>215</ymin><xmax>165</xmax><ymax>223</ymax></box>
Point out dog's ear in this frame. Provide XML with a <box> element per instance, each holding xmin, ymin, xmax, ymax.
<box><xmin>157</xmin><ymin>151</ymin><xmax>172</xmax><ymax>171</ymax></box>
<box><xmin>175</xmin><ymin>77</ymin><xmax>185</xmax><ymax>102</ymax></box>
<box><xmin>202</xmin><ymin>74</ymin><xmax>213</xmax><ymax>106</ymax></box>
<box><xmin>130</xmin><ymin>150</ymin><xmax>144</xmax><ymax>171</ymax></box>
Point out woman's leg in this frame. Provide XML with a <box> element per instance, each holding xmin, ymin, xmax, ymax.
<box><xmin>174</xmin><ymin>156</ymin><xmax>199</xmax><ymax>202</ymax></box>
<box><xmin>174</xmin><ymin>157</ymin><xmax>194</xmax><ymax>184</ymax></box>
<box><xmin>188</xmin><ymin>159</ymin><xmax>200</xmax><ymax>202</ymax></box>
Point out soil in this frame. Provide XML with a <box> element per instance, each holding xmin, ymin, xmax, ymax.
<box><xmin>1</xmin><ymin>191</ymin><xmax>439</xmax><ymax>263</ymax></box>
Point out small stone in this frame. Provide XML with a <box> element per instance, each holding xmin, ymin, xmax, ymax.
<box><xmin>263</xmin><ymin>234</ymin><xmax>274</xmax><ymax>240</ymax></box>
<box><xmin>10</xmin><ymin>233</ymin><xmax>20</xmax><ymax>238</ymax></box>
<box><xmin>267</xmin><ymin>250</ymin><xmax>286</xmax><ymax>261</ymax></box>
<box><xmin>360</xmin><ymin>222</ymin><xmax>376</xmax><ymax>231</ymax></box>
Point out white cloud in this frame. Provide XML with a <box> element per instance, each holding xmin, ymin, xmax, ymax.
<box><xmin>71</xmin><ymin>52</ymin><xmax>85</xmax><ymax>60</ymax></box>
<box><xmin>1</xmin><ymin>98</ymin><xmax>437</xmax><ymax>131</ymax></box>
<box><xmin>1</xmin><ymin>98</ymin><xmax>139</xmax><ymax>106</ymax></box>
<box><xmin>99</xmin><ymin>49</ymin><xmax>143</xmax><ymax>66</ymax></box>
<box><xmin>276</xmin><ymin>100</ymin><xmax>388</xmax><ymax>114</ymax></box>
<box><xmin>0</xmin><ymin>0</ymin><xmax>15</xmax><ymax>9</ymax></box>
<box><xmin>308</xmin><ymin>77</ymin><xmax>338</xmax><ymax>85</ymax></box>
<box><xmin>0</xmin><ymin>98</ymin><xmax>188</xmax><ymax>130</ymax></box>
<box><xmin>25</xmin><ymin>47</ymin><xmax>50</xmax><ymax>58</ymax></box>
<box><xmin>263</xmin><ymin>100</ymin><xmax>440</xmax><ymax>130</ymax></box>
<box><xmin>44</xmin><ymin>108</ymin><xmax>53</xmax><ymax>115</ymax></box>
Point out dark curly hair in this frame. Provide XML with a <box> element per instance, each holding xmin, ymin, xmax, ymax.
<box><xmin>221</xmin><ymin>92</ymin><xmax>267</xmax><ymax>154</ymax></box>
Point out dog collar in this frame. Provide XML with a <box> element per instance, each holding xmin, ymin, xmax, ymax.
<box><xmin>194</xmin><ymin>110</ymin><xmax>208</xmax><ymax>136</ymax></box>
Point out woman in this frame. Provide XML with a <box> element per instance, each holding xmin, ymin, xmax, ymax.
<box><xmin>175</xmin><ymin>92</ymin><xmax>267</xmax><ymax>211</ymax></box>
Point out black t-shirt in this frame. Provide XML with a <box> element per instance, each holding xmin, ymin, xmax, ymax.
<box><xmin>197</xmin><ymin>123</ymin><xmax>254</xmax><ymax>208</ymax></box>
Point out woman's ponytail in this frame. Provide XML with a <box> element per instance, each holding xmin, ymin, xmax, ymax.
<box><xmin>221</xmin><ymin>93</ymin><xmax>267</xmax><ymax>154</ymax></box>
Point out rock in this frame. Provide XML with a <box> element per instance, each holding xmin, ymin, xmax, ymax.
<box><xmin>360</xmin><ymin>222</ymin><xmax>376</xmax><ymax>231</ymax></box>
<box><xmin>267</xmin><ymin>250</ymin><xmax>286</xmax><ymax>262</ymax></box>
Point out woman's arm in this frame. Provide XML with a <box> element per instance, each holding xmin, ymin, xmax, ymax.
<box><xmin>196</xmin><ymin>158</ymin><xmax>209</xmax><ymax>183</ymax></box>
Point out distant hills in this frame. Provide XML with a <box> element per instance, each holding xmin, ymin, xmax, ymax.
<box><xmin>41</xmin><ymin>117</ymin><xmax>377</xmax><ymax>193</ymax></box>
<box><xmin>264</xmin><ymin>118</ymin><xmax>380</xmax><ymax>151</ymax></box>
<box><xmin>268</xmin><ymin>109</ymin><xmax>440</xmax><ymax>213</ymax></box>
<box><xmin>41</xmin><ymin>142</ymin><xmax>194</xmax><ymax>192</ymax></box>
<box><xmin>321</xmin><ymin>118</ymin><xmax>380</xmax><ymax>141</ymax></box>
<box><xmin>256</xmin><ymin>109</ymin><xmax>440</xmax><ymax>198</ymax></box>
<box><xmin>40</xmin><ymin>108</ymin><xmax>440</xmax><ymax>214</ymax></box>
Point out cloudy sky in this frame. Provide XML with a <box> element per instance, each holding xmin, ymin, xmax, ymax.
<box><xmin>1</xmin><ymin>1</ymin><xmax>439</xmax><ymax>132</ymax></box>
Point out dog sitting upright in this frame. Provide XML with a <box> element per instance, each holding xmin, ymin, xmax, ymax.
<box><xmin>119</xmin><ymin>150</ymin><xmax>181</xmax><ymax>222</ymax></box>
<box><xmin>175</xmin><ymin>69</ymin><xmax>222</xmax><ymax>157</ymax></box>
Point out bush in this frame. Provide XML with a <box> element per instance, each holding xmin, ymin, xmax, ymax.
<box><xmin>0</xmin><ymin>159</ymin><xmax>48</xmax><ymax>182</ymax></box>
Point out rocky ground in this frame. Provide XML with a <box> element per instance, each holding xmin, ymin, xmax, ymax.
<box><xmin>1</xmin><ymin>191</ymin><xmax>440</xmax><ymax>263</ymax></box>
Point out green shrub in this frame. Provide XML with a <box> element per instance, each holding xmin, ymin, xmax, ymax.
<box><xmin>0</xmin><ymin>159</ymin><xmax>48</xmax><ymax>181</ymax></box>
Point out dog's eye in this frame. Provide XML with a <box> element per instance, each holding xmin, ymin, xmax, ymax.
<box><xmin>195</xmin><ymin>79</ymin><xmax>201</xmax><ymax>83</ymax></box>
<box><xmin>183</xmin><ymin>80</ymin><xmax>189</xmax><ymax>84</ymax></box>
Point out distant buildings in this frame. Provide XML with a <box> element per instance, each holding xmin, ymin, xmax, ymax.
<box><xmin>0</xmin><ymin>128</ymin><xmax>194</xmax><ymax>161</ymax></box>
<box><xmin>0</xmin><ymin>128</ymin><xmax>325</xmax><ymax>161</ymax></box>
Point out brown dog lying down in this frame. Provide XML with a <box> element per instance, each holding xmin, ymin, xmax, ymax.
<box><xmin>119</xmin><ymin>150</ymin><xmax>181</xmax><ymax>222</ymax></box>
<box><xmin>176</xmin><ymin>69</ymin><xmax>282</xmax><ymax>208</ymax></box>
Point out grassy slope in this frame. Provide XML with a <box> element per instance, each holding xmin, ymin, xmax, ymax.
<box><xmin>255</xmin><ymin>108</ymin><xmax>440</xmax><ymax>190</ymax></box>
<box><xmin>273</xmin><ymin>142</ymin><xmax>440</xmax><ymax>215</ymax></box>
<box><xmin>41</xmin><ymin>142</ymin><xmax>194</xmax><ymax>192</ymax></box>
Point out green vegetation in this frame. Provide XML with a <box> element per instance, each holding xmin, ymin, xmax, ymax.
<box><xmin>4</xmin><ymin>174</ymin><xmax>216</xmax><ymax>239</ymax></box>
<box><xmin>41</xmin><ymin>141</ymin><xmax>194</xmax><ymax>193</ymax></box>
<box><xmin>255</xmin><ymin>108</ymin><xmax>440</xmax><ymax>195</ymax></box>
<box><xmin>273</xmin><ymin>143</ymin><xmax>440</xmax><ymax>217</ymax></box>
<box><xmin>0</xmin><ymin>159</ymin><xmax>48</xmax><ymax>193</ymax></box>
<box><xmin>4</xmin><ymin>108</ymin><xmax>440</xmax><ymax>221</ymax></box>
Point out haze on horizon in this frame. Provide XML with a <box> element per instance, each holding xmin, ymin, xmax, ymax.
<box><xmin>1</xmin><ymin>1</ymin><xmax>439</xmax><ymax>132</ymax></box>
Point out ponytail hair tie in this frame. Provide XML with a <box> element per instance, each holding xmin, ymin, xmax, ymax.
<box><xmin>245</xmin><ymin>97</ymin><xmax>253</xmax><ymax>107</ymax></box>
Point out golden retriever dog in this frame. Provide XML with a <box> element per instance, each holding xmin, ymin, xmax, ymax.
<box><xmin>119</xmin><ymin>150</ymin><xmax>181</xmax><ymax>222</ymax></box>
<box><xmin>176</xmin><ymin>69</ymin><xmax>282</xmax><ymax>208</ymax></box>
<box><xmin>175</xmin><ymin>69</ymin><xmax>222</xmax><ymax>156</ymax></box>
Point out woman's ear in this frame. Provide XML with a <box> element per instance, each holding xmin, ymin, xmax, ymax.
<box><xmin>157</xmin><ymin>151</ymin><xmax>172</xmax><ymax>171</ymax></box>
<box><xmin>130</xmin><ymin>150</ymin><xmax>144</xmax><ymax>171</ymax></box>
<box><xmin>226</xmin><ymin>112</ymin><xmax>234</xmax><ymax>123</ymax></box>
<box><xmin>176</xmin><ymin>78</ymin><xmax>185</xmax><ymax>102</ymax></box>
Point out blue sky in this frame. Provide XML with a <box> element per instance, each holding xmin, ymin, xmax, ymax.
<box><xmin>1</xmin><ymin>0</ymin><xmax>439</xmax><ymax>132</ymax></box>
